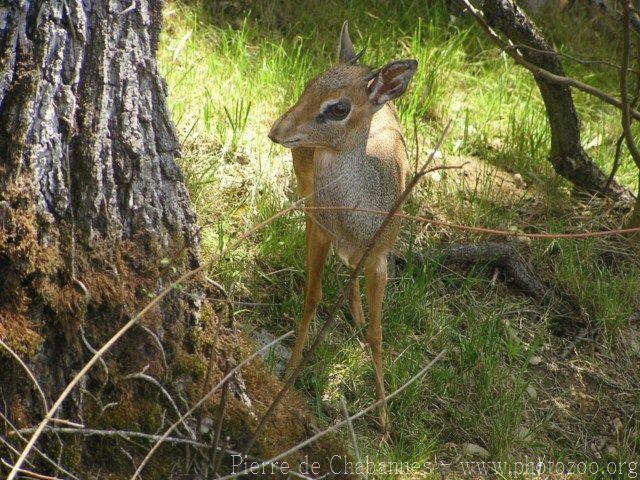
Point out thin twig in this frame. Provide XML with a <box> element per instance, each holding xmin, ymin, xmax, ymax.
<box><xmin>219</xmin><ymin>349</ymin><xmax>446</xmax><ymax>480</ymax></box>
<box><xmin>13</xmin><ymin>426</ymin><xmax>206</xmax><ymax>446</ymax></box>
<box><xmin>0</xmin><ymin>458</ymin><xmax>62</xmax><ymax>480</ymax></box>
<box><xmin>504</xmin><ymin>43</ymin><xmax>639</xmax><ymax>75</ymax></box>
<box><xmin>0</xmin><ymin>459</ymin><xmax>61</xmax><ymax>480</ymax></box>
<box><xmin>620</xmin><ymin>2</ymin><xmax>640</xmax><ymax>168</ymax></box>
<box><xmin>242</xmin><ymin>121</ymin><xmax>453</xmax><ymax>455</ymax></box>
<box><xmin>459</xmin><ymin>0</ymin><xmax>640</xmax><ymax>121</ymax></box>
<box><xmin>128</xmin><ymin>330</ymin><xmax>294</xmax><ymax>479</ymax></box>
<box><xmin>0</xmin><ymin>339</ymin><xmax>48</xmax><ymax>414</ymax></box>
<box><xmin>124</xmin><ymin>371</ymin><xmax>196</xmax><ymax>439</ymax></box>
<box><xmin>207</xmin><ymin>359</ymin><xmax>232</xmax><ymax>479</ymax></box>
<box><xmin>80</xmin><ymin>326</ymin><xmax>109</xmax><ymax>385</ymax></box>
<box><xmin>340</xmin><ymin>396</ymin><xmax>365</xmax><ymax>480</ymax></box>
<box><xmin>605</xmin><ymin>134</ymin><xmax>627</xmax><ymax>193</ymax></box>
<box><xmin>0</xmin><ymin>412</ymin><xmax>80</xmax><ymax>480</ymax></box>
<box><xmin>138</xmin><ymin>324</ymin><xmax>168</xmax><ymax>371</ymax></box>
<box><xmin>298</xmin><ymin>205</ymin><xmax>640</xmax><ymax>238</ymax></box>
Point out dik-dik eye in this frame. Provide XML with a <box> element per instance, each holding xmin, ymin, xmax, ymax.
<box><xmin>323</xmin><ymin>100</ymin><xmax>351</xmax><ymax>121</ymax></box>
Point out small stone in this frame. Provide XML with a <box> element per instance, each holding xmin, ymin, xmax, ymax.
<box><xmin>518</xmin><ymin>426</ymin><xmax>531</xmax><ymax>441</ymax></box>
<box><xmin>526</xmin><ymin>385</ymin><xmax>538</xmax><ymax>399</ymax></box>
<box><xmin>612</xmin><ymin>417</ymin><xmax>623</xmax><ymax>433</ymax></box>
<box><xmin>462</xmin><ymin>443</ymin><xmax>490</xmax><ymax>459</ymax></box>
<box><xmin>529</xmin><ymin>355</ymin><xmax>543</xmax><ymax>366</ymax></box>
<box><xmin>513</xmin><ymin>173</ymin><xmax>526</xmax><ymax>188</ymax></box>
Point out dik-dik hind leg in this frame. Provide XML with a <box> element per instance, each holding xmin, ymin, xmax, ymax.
<box><xmin>364</xmin><ymin>254</ymin><xmax>389</xmax><ymax>433</ymax></box>
<box><xmin>348</xmin><ymin>276</ymin><xmax>365</xmax><ymax>327</ymax></box>
<box><xmin>285</xmin><ymin>219</ymin><xmax>330</xmax><ymax>377</ymax></box>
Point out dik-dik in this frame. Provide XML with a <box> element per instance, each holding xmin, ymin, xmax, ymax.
<box><xmin>268</xmin><ymin>22</ymin><xmax>417</xmax><ymax>432</ymax></box>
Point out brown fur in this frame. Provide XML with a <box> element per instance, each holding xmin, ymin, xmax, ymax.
<box><xmin>268</xmin><ymin>21</ymin><xmax>417</xmax><ymax>433</ymax></box>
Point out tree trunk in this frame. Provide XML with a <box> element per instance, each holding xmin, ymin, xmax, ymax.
<box><xmin>481</xmin><ymin>0</ymin><xmax>635</xmax><ymax>207</ymax></box>
<box><xmin>0</xmin><ymin>0</ymin><xmax>202</xmax><ymax>472</ymax></box>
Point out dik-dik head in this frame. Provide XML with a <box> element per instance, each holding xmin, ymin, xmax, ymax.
<box><xmin>268</xmin><ymin>22</ymin><xmax>417</xmax><ymax>151</ymax></box>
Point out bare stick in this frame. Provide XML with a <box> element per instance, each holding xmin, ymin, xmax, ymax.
<box><xmin>219</xmin><ymin>349</ymin><xmax>446</xmax><ymax>480</ymax></box>
<box><xmin>208</xmin><ymin>359</ymin><xmax>231</xmax><ymax>478</ymax></box>
<box><xmin>13</xmin><ymin>426</ymin><xmax>207</xmax><ymax>447</ymax></box>
<box><xmin>0</xmin><ymin>339</ymin><xmax>48</xmax><ymax>414</ymax></box>
<box><xmin>298</xmin><ymin>206</ymin><xmax>640</xmax><ymax>238</ymax></box>
<box><xmin>340</xmin><ymin>396</ymin><xmax>365</xmax><ymax>480</ymax></box>
<box><xmin>11</xmin><ymin>426</ymin><xmax>314</xmax><ymax>480</ymax></box>
<box><xmin>124</xmin><ymin>372</ymin><xmax>196</xmax><ymax>439</ymax></box>
<box><xmin>128</xmin><ymin>330</ymin><xmax>294</xmax><ymax>479</ymax></box>
<box><xmin>0</xmin><ymin>459</ymin><xmax>61</xmax><ymax>480</ymax></box>
<box><xmin>242</xmin><ymin>121</ymin><xmax>452</xmax><ymax>454</ymax></box>
<box><xmin>458</xmin><ymin>0</ymin><xmax>640</xmax><ymax>121</ymax></box>
<box><xmin>621</xmin><ymin>2</ymin><xmax>640</xmax><ymax>168</ymax></box>
<box><xmin>0</xmin><ymin>412</ymin><xmax>80</xmax><ymax>480</ymax></box>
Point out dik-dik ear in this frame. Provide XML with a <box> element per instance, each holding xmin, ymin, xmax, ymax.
<box><xmin>367</xmin><ymin>60</ymin><xmax>418</xmax><ymax>108</ymax></box>
<box><xmin>337</xmin><ymin>21</ymin><xmax>365</xmax><ymax>64</ymax></box>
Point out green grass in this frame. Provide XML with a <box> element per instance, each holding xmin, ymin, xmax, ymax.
<box><xmin>159</xmin><ymin>1</ymin><xmax>639</xmax><ymax>477</ymax></box>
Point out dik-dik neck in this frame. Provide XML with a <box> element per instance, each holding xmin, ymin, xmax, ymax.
<box><xmin>314</xmin><ymin>124</ymin><xmax>370</xmax><ymax>178</ymax></box>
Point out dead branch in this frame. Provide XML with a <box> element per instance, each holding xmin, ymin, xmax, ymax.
<box><xmin>0</xmin><ymin>339</ymin><xmax>48</xmax><ymax>414</ymax></box>
<box><xmin>340</xmin><ymin>396</ymin><xmax>365</xmax><ymax>480</ymax></box>
<box><xmin>0</xmin><ymin>459</ymin><xmax>60</xmax><ymax>480</ymax></box>
<box><xmin>124</xmin><ymin>371</ymin><xmax>196</xmax><ymax>440</ymax></box>
<box><xmin>459</xmin><ymin>0</ymin><xmax>640</xmax><ymax>121</ymax></box>
<box><xmin>0</xmin><ymin>412</ymin><xmax>80</xmax><ymax>480</ymax></box>
<box><xmin>434</xmin><ymin>242</ymin><xmax>548</xmax><ymax>301</ymax></box>
<box><xmin>299</xmin><ymin>205</ymin><xmax>640</xmax><ymax>238</ymax></box>
<box><xmin>242</xmin><ymin>122</ymin><xmax>453</xmax><ymax>455</ymax></box>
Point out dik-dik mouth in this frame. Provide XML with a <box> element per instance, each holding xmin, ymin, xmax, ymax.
<box><xmin>280</xmin><ymin>137</ymin><xmax>303</xmax><ymax>148</ymax></box>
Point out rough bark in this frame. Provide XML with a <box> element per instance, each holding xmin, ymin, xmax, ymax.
<box><xmin>481</xmin><ymin>0</ymin><xmax>634</xmax><ymax>207</ymax></box>
<box><xmin>0</xmin><ymin>0</ymin><xmax>202</xmax><ymax>472</ymax></box>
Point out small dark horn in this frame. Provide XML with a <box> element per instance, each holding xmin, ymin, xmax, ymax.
<box><xmin>363</xmin><ymin>68</ymin><xmax>379</xmax><ymax>81</ymax></box>
<box><xmin>349</xmin><ymin>48</ymin><xmax>366</xmax><ymax>65</ymax></box>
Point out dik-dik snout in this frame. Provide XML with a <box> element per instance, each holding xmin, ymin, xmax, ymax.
<box><xmin>268</xmin><ymin>58</ymin><xmax>417</xmax><ymax>153</ymax></box>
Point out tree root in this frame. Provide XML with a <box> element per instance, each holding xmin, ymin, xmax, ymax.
<box><xmin>395</xmin><ymin>241</ymin><xmax>587</xmax><ymax>335</ymax></box>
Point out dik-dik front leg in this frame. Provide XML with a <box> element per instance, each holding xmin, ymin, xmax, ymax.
<box><xmin>286</xmin><ymin>147</ymin><xmax>329</xmax><ymax>376</ymax></box>
<box><xmin>364</xmin><ymin>254</ymin><xmax>389</xmax><ymax>434</ymax></box>
<box><xmin>285</xmin><ymin>218</ymin><xmax>330</xmax><ymax>377</ymax></box>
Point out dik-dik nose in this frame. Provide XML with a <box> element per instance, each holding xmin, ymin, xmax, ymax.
<box><xmin>268</xmin><ymin>119</ymin><xmax>283</xmax><ymax>144</ymax></box>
